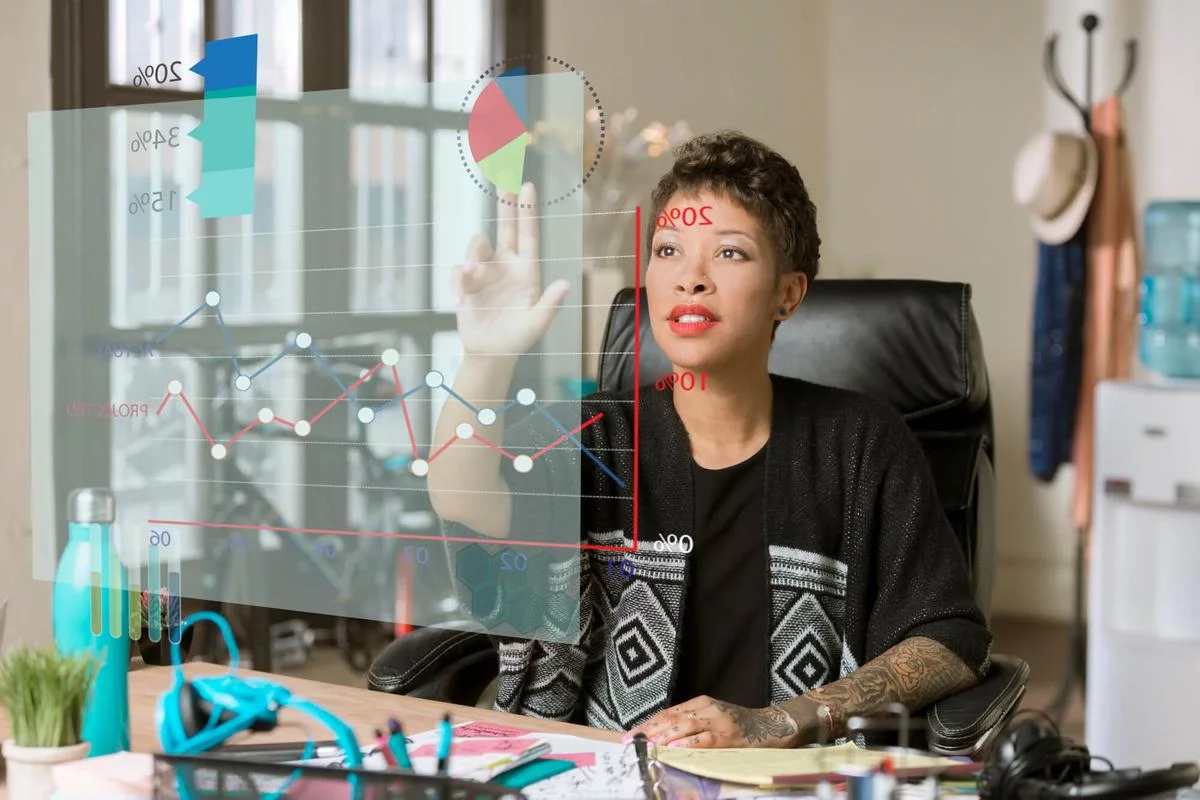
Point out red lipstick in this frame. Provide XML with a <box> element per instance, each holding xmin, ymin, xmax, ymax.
<box><xmin>668</xmin><ymin>304</ymin><xmax>718</xmax><ymax>335</ymax></box>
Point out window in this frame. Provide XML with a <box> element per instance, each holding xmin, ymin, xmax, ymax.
<box><xmin>49</xmin><ymin>0</ymin><xmax>544</xmax><ymax>665</ymax></box>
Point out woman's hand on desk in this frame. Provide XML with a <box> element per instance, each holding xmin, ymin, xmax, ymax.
<box><xmin>623</xmin><ymin>695</ymin><xmax>811</xmax><ymax>749</ymax></box>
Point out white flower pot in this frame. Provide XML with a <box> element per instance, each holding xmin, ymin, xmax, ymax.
<box><xmin>2</xmin><ymin>739</ymin><xmax>89</xmax><ymax>800</ymax></box>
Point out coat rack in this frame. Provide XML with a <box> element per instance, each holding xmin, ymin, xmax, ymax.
<box><xmin>1042</xmin><ymin>12</ymin><xmax>1137</xmax><ymax>727</ymax></box>
<box><xmin>1044</xmin><ymin>12</ymin><xmax>1138</xmax><ymax>133</ymax></box>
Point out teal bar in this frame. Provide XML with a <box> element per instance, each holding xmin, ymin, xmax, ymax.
<box><xmin>148</xmin><ymin>544</ymin><xmax>161</xmax><ymax>643</ymax></box>
<box><xmin>206</xmin><ymin>85</ymin><xmax>257</xmax><ymax>99</ymax></box>
<box><xmin>98</xmin><ymin>524</ymin><xmax>110</xmax><ymax>635</ymax></box>
<box><xmin>192</xmin><ymin>97</ymin><xmax>257</xmax><ymax>171</ymax></box>
<box><xmin>187</xmin><ymin>167</ymin><xmax>255</xmax><ymax>218</ymax></box>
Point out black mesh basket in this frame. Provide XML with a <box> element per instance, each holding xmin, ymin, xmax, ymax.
<box><xmin>152</xmin><ymin>752</ymin><xmax>527</xmax><ymax>800</ymax></box>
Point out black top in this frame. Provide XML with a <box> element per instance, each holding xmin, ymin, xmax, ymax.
<box><xmin>672</xmin><ymin>446</ymin><xmax>770</xmax><ymax>708</ymax></box>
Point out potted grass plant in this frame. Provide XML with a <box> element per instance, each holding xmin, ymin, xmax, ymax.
<box><xmin>0</xmin><ymin>646</ymin><xmax>98</xmax><ymax>800</ymax></box>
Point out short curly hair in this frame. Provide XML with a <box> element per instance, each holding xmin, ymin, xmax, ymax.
<box><xmin>645</xmin><ymin>130</ymin><xmax>821</xmax><ymax>281</ymax></box>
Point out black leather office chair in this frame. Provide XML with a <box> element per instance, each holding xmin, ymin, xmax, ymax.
<box><xmin>369</xmin><ymin>279</ymin><xmax>1029</xmax><ymax>759</ymax></box>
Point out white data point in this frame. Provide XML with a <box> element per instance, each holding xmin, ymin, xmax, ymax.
<box><xmin>517</xmin><ymin>388</ymin><xmax>536</xmax><ymax>406</ymax></box>
<box><xmin>294</xmin><ymin>420</ymin><xmax>312</xmax><ymax>437</ymax></box>
<box><xmin>357</xmin><ymin>407</ymin><xmax>376</xmax><ymax>424</ymax></box>
<box><xmin>204</xmin><ymin>291</ymin><xmax>221</xmax><ymax>307</ymax></box>
<box><xmin>211</xmin><ymin>444</ymin><xmax>228</xmax><ymax>460</ymax></box>
<box><xmin>167</xmin><ymin>380</ymin><xmax>183</xmax><ymax>395</ymax></box>
<box><xmin>425</xmin><ymin>370</ymin><xmax>445</xmax><ymax>388</ymax></box>
<box><xmin>257</xmin><ymin>408</ymin><xmax>275</xmax><ymax>424</ymax></box>
<box><xmin>410</xmin><ymin>459</ymin><xmax>430</xmax><ymax>477</ymax></box>
<box><xmin>234</xmin><ymin>374</ymin><xmax>252</xmax><ymax>391</ymax></box>
<box><xmin>381</xmin><ymin>348</ymin><xmax>400</xmax><ymax>366</ymax></box>
<box><xmin>456</xmin><ymin>422</ymin><xmax>474</xmax><ymax>439</ymax></box>
<box><xmin>513</xmin><ymin>455</ymin><xmax>533</xmax><ymax>474</ymax></box>
<box><xmin>295</xmin><ymin>332</ymin><xmax>313</xmax><ymax>349</ymax></box>
<box><xmin>477</xmin><ymin>408</ymin><xmax>497</xmax><ymax>426</ymax></box>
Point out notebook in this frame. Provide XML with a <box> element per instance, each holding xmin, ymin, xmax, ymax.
<box><xmin>653</xmin><ymin>741</ymin><xmax>978</xmax><ymax>787</ymax></box>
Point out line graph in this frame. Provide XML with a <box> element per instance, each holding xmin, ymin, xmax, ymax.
<box><xmin>155</xmin><ymin>345</ymin><xmax>622</xmax><ymax>487</ymax></box>
<box><xmin>150</xmin><ymin>206</ymin><xmax>643</xmax><ymax>553</ymax></box>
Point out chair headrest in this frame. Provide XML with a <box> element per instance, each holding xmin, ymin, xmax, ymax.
<box><xmin>598</xmin><ymin>279</ymin><xmax>989</xmax><ymax>425</ymax></box>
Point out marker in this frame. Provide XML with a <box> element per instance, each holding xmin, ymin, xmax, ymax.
<box><xmin>386</xmin><ymin>718</ymin><xmax>413</xmax><ymax>770</ymax></box>
<box><xmin>436</xmin><ymin>713</ymin><xmax>453</xmax><ymax>776</ymax></box>
<box><xmin>374</xmin><ymin>729</ymin><xmax>397</xmax><ymax>768</ymax></box>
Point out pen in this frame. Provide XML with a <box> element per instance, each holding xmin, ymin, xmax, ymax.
<box><xmin>386</xmin><ymin>718</ymin><xmax>413</xmax><ymax>770</ymax></box>
<box><xmin>374</xmin><ymin>729</ymin><xmax>397</xmax><ymax>768</ymax></box>
<box><xmin>481</xmin><ymin>741</ymin><xmax>552</xmax><ymax>780</ymax></box>
<box><xmin>436</xmin><ymin>713</ymin><xmax>453</xmax><ymax>776</ymax></box>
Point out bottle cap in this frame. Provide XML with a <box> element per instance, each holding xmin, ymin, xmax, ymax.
<box><xmin>67</xmin><ymin>488</ymin><xmax>116</xmax><ymax>523</ymax></box>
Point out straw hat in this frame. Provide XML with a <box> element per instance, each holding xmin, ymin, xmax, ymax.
<box><xmin>1012</xmin><ymin>130</ymin><xmax>1098</xmax><ymax>245</ymax></box>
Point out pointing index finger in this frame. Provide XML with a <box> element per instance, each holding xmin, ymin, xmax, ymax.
<box><xmin>496</xmin><ymin>191</ymin><xmax>518</xmax><ymax>253</ymax></box>
<box><xmin>517</xmin><ymin>183</ymin><xmax>539</xmax><ymax>263</ymax></box>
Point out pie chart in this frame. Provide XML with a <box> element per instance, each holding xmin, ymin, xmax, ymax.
<box><xmin>466</xmin><ymin>66</ymin><xmax>533</xmax><ymax>195</ymax></box>
<box><xmin>458</xmin><ymin>55</ymin><xmax>602</xmax><ymax>207</ymax></box>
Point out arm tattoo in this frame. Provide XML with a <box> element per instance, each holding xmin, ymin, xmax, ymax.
<box><xmin>780</xmin><ymin>636</ymin><xmax>978</xmax><ymax>740</ymax></box>
<box><xmin>712</xmin><ymin>701</ymin><xmax>798</xmax><ymax>744</ymax></box>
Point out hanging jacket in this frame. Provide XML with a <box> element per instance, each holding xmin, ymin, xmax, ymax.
<box><xmin>1029</xmin><ymin>231</ymin><xmax>1088</xmax><ymax>482</ymax></box>
<box><xmin>1071</xmin><ymin>96</ymin><xmax>1141</xmax><ymax>534</ymax></box>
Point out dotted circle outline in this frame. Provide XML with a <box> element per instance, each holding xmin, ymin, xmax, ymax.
<box><xmin>457</xmin><ymin>54</ymin><xmax>605</xmax><ymax>208</ymax></box>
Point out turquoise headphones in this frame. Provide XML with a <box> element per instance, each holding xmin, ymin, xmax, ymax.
<box><xmin>156</xmin><ymin>611</ymin><xmax>364</xmax><ymax>794</ymax></box>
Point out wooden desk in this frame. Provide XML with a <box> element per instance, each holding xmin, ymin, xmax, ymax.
<box><xmin>0</xmin><ymin>661</ymin><xmax>619</xmax><ymax>797</ymax></box>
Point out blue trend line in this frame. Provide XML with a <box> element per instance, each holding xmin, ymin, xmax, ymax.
<box><xmin>308</xmin><ymin>345</ymin><xmax>360</xmax><ymax>407</ymax></box>
<box><xmin>249</xmin><ymin>345</ymin><xmax>294</xmax><ymax>380</ymax></box>
<box><xmin>533</xmin><ymin>402</ymin><xmax>625</xmax><ymax>488</ymax></box>
<box><xmin>213</xmin><ymin>305</ymin><xmax>242</xmax><ymax>374</ymax></box>
<box><xmin>153</xmin><ymin>302</ymin><xmax>207</xmax><ymax>344</ymax></box>
<box><xmin>496</xmin><ymin>400</ymin><xmax>518</xmax><ymax>414</ymax></box>
<box><xmin>439</xmin><ymin>385</ymin><xmax>479</xmax><ymax>414</ymax></box>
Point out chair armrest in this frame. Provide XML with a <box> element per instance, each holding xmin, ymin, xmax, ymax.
<box><xmin>367</xmin><ymin>627</ymin><xmax>498</xmax><ymax>706</ymax></box>
<box><xmin>923</xmin><ymin>653</ymin><xmax>1030</xmax><ymax>759</ymax></box>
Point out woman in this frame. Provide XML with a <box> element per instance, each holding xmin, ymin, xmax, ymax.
<box><xmin>428</xmin><ymin>131</ymin><xmax>990</xmax><ymax>749</ymax></box>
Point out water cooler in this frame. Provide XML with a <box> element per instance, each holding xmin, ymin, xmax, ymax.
<box><xmin>1086</xmin><ymin>379</ymin><xmax>1200</xmax><ymax>766</ymax></box>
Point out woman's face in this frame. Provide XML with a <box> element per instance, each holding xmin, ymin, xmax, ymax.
<box><xmin>645</xmin><ymin>189</ymin><xmax>805</xmax><ymax>373</ymax></box>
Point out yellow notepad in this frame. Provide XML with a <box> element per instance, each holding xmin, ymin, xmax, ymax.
<box><xmin>655</xmin><ymin>742</ymin><xmax>974</xmax><ymax>787</ymax></box>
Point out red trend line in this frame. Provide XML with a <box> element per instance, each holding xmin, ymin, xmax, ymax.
<box><xmin>310</xmin><ymin>361</ymin><xmax>384</xmax><ymax>424</ymax></box>
<box><xmin>176</xmin><ymin>391</ymin><xmax>213</xmax><ymax>446</ymax></box>
<box><xmin>634</xmin><ymin>205</ymin><xmax>642</xmax><ymax>551</ymax></box>
<box><xmin>391</xmin><ymin>365</ymin><xmax>419</xmax><ymax>459</ymax></box>
<box><xmin>147</xmin><ymin>517</ymin><xmax>638</xmax><ymax>553</ymax></box>
<box><xmin>425</xmin><ymin>434</ymin><xmax>458</xmax><ymax>464</ymax></box>
<box><xmin>473</xmin><ymin>434</ymin><xmax>515</xmax><ymax>460</ymax></box>
<box><xmin>531</xmin><ymin>412</ymin><xmax>605</xmax><ymax>459</ymax></box>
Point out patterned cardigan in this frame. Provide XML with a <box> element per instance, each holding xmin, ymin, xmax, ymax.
<box><xmin>445</xmin><ymin>374</ymin><xmax>991</xmax><ymax>731</ymax></box>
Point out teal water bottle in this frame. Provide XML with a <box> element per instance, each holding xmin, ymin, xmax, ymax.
<box><xmin>52</xmin><ymin>488</ymin><xmax>131</xmax><ymax>756</ymax></box>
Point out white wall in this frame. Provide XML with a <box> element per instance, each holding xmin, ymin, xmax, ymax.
<box><xmin>544</xmin><ymin>0</ymin><xmax>830</xmax><ymax>222</ymax></box>
<box><xmin>823</xmin><ymin>0</ymin><xmax>1073</xmax><ymax>619</ymax></box>
<box><xmin>0</xmin><ymin>0</ymin><xmax>52</xmax><ymax>649</ymax></box>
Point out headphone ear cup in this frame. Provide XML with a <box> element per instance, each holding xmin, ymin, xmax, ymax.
<box><xmin>176</xmin><ymin>681</ymin><xmax>203</xmax><ymax>740</ymax></box>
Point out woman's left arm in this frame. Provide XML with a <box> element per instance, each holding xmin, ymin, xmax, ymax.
<box><xmin>626</xmin><ymin>635</ymin><xmax>977</xmax><ymax>748</ymax></box>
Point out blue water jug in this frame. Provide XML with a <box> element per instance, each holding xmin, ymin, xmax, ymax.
<box><xmin>1140</xmin><ymin>201</ymin><xmax>1200</xmax><ymax>378</ymax></box>
<box><xmin>52</xmin><ymin>488</ymin><xmax>131</xmax><ymax>756</ymax></box>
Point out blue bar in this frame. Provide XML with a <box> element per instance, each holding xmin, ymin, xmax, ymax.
<box><xmin>148</xmin><ymin>544</ymin><xmax>161</xmax><ymax>643</ymax></box>
<box><xmin>167</xmin><ymin>570</ymin><xmax>182</xmax><ymax>645</ymax></box>
<box><xmin>189</xmin><ymin>34</ymin><xmax>258</xmax><ymax>92</ymax></box>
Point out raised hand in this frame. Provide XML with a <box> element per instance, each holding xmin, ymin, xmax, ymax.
<box><xmin>453</xmin><ymin>183</ymin><xmax>570</xmax><ymax>358</ymax></box>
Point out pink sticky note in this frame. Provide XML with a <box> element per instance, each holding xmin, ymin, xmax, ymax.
<box><xmin>410</xmin><ymin>737</ymin><xmax>540</xmax><ymax>758</ymax></box>
<box><xmin>453</xmin><ymin>721</ymin><xmax>533</xmax><ymax>738</ymax></box>
<box><xmin>549</xmin><ymin>752</ymin><xmax>596</xmax><ymax>769</ymax></box>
